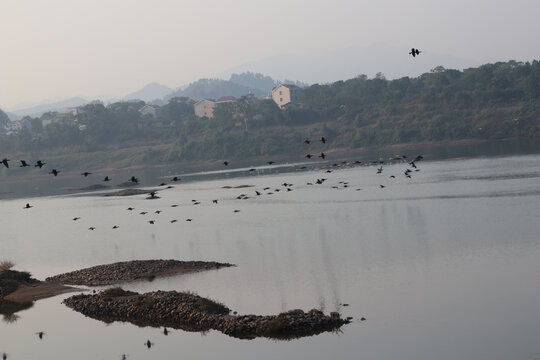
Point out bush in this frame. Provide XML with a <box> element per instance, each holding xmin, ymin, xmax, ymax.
<box><xmin>194</xmin><ymin>297</ymin><xmax>229</xmax><ymax>315</ymax></box>
<box><xmin>0</xmin><ymin>260</ymin><xmax>14</xmax><ymax>274</ymax></box>
<box><xmin>102</xmin><ymin>287</ymin><xmax>131</xmax><ymax>299</ymax></box>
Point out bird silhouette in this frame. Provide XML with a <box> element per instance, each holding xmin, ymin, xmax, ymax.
<box><xmin>186</xmin><ymin>218</ymin><xmax>192</xmax><ymax>222</ymax></box>
<box><xmin>49</xmin><ymin>169</ymin><xmax>60</xmax><ymax>176</ymax></box>
<box><xmin>379</xmin><ymin>185</ymin><xmax>386</xmax><ymax>188</ymax></box>
<box><xmin>172</xmin><ymin>176</ymin><xmax>181</xmax><ymax>182</ymax></box>
<box><xmin>319</xmin><ymin>153</ymin><xmax>326</xmax><ymax>159</ymax></box>
<box><xmin>255</xmin><ymin>190</ymin><xmax>261</xmax><ymax>196</ymax></box>
<box><xmin>163</xmin><ymin>327</ymin><xmax>169</xmax><ymax>336</ymax></box>
<box><xmin>144</xmin><ymin>340</ymin><xmax>153</xmax><ymax>349</ymax></box>
<box><xmin>304</xmin><ymin>139</ymin><xmax>311</xmax><ymax>144</ymax></box>
<box><xmin>267</xmin><ymin>161</ymin><xmax>275</xmax><ymax>165</ymax></box>
<box><xmin>377</xmin><ymin>166</ymin><xmax>383</xmax><ymax>174</ymax></box>
<box><xmin>112</xmin><ymin>225</ymin><xmax>119</xmax><ymax>229</ymax></box>
<box><xmin>2</xmin><ymin>352</ymin><xmax>6</xmax><ymax>360</ymax></box>
<box><xmin>73</xmin><ymin>217</ymin><xmax>80</xmax><ymax>221</ymax></box>
<box><xmin>170</xmin><ymin>220</ymin><xmax>178</xmax><ymax>223</ymax></box>
<box><xmin>148</xmin><ymin>220</ymin><xmax>155</xmax><ymax>224</ymax></box>
<box><xmin>171</xmin><ymin>204</ymin><xmax>179</xmax><ymax>207</ymax></box>
<box><xmin>126</xmin><ymin>207</ymin><xmax>135</xmax><ymax>211</ymax></box>
<box><xmin>19</xmin><ymin>160</ymin><xmax>30</xmax><ymax>167</ymax></box>
<box><xmin>409</xmin><ymin>48</ymin><xmax>421</xmax><ymax>57</ymax></box>
<box><xmin>129</xmin><ymin>176</ymin><xmax>138</xmax><ymax>183</ymax></box>
<box><xmin>320</xmin><ymin>136</ymin><xmax>326</xmax><ymax>143</ymax></box>
<box><xmin>305</xmin><ymin>154</ymin><xmax>313</xmax><ymax>159</ymax></box>
<box><xmin>223</xmin><ymin>161</ymin><xmax>229</xmax><ymax>166</ymax></box>
<box><xmin>35</xmin><ymin>160</ymin><xmax>46</xmax><ymax>168</ymax></box>
<box><xmin>140</xmin><ymin>211</ymin><xmax>148</xmax><ymax>215</ymax></box>
<box><xmin>212</xmin><ymin>199</ymin><xmax>218</xmax><ymax>204</ymax></box>
<box><xmin>234</xmin><ymin>209</ymin><xmax>241</xmax><ymax>213</ymax></box>
<box><xmin>81</xmin><ymin>172</ymin><xmax>92</xmax><ymax>177</ymax></box>
<box><xmin>23</xmin><ymin>203</ymin><xmax>33</xmax><ymax>209</ymax></box>
<box><xmin>36</xmin><ymin>331</ymin><xmax>45</xmax><ymax>340</ymax></box>
<box><xmin>88</xmin><ymin>227</ymin><xmax>96</xmax><ymax>230</ymax></box>
<box><xmin>103</xmin><ymin>176</ymin><xmax>111</xmax><ymax>182</ymax></box>
<box><xmin>147</xmin><ymin>191</ymin><xmax>158</xmax><ymax>199</ymax></box>
<box><xmin>154</xmin><ymin>210</ymin><xmax>162</xmax><ymax>214</ymax></box>
<box><xmin>1</xmin><ymin>158</ymin><xmax>10</xmax><ymax>168</ymax></box>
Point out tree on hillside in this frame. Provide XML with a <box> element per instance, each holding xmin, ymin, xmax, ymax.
<box><xmin>0</xmin><ymin>108</ymin><xmax>10</xmax><ymax>128</ymax></box>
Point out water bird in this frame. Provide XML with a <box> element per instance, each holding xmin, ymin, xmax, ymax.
<box><xmin>171</xmin><ymin>204</ymin><xmax>179</xmax><ymax>207</ymax></box>
<box><xmin>320</xmin><ymin>136</ymin><xmax>326</xmax><ymax>143</ymax></box>
<box><xmin>255</xmin><ymin>190</ymin><xmax>261</xmax><ymax>196</ymax></box>
<box><xmin>319</xmin><ymin>153</ymin><xmax>326</xmax><ymax>159</ymax></box>
<box><xmin>140</xmin><ymin>212</ymin><xmax>148</xmax><ymax>215</ymax></box>
<box><xmin>147</xmin><ymin>191</ymin><xmax>158</xmax><ymax>199</ymax></box>
<box><xmin>170</xmin><ymin>220</ymin><xmax>178</xmax><ymax>223</ymax></box>
<box><xmin>81</xmin><ymin>171</ymin><xmax>92</xmax><ymax>177</ymax></box>
<box><xmin>19</xmin><ymin>160</ymin><xmax>30</xmax><ymax>167</ymax></box>
<box><xmin>163</xmin><ymin>327</ymin><xmax>169</xmax><ymax>336</ymax></box>
<box><xmin>158</xmin><ymin>182</ymin><xmax>166</xmax><ymax>186</ymax></box>
<box><xmin>126</xmin><ymin>207</ymin><xmax>135</xmax><ymax>211</ymax></box>
<box><xmin>185</xmin><ymin>218</ymin><xmax>192</xmax><ymax>222</ymax></box>
<box><xmin>23</xmin><ymin>203</ymin><xmax>33</xmax><ymax>209</ymax></box>
<box><xmin>129</xmin><ymin>176</ymin><xmax>138</xmax><ymax>183</ymax></box>
<box><xmin>263</xmin><ymin>187</ymin><xmax>270</xmax><ymax>190</ymax></box>
<box><xmin>409</xmin><ymin>48</ymin><xmax>421</xmax><ymax>57</ymax></box>
<box><xmin>2</xmin><ymin>352</ymin><xmax>6</xmax><ymax>360</ymax></box>
<box><xmin>304</xmin><ymin>139</ymin><xmax>311</xmax><ymax>144</ymax></box>
<box><xmin>267</xmin><ymin>161</ymin><xmax>275</xmax><ymax>165</ymax></box>
<box><xmin>154</xmin><ymin>210</ymin><xmax>162</xmax><ymax>214</ymax></box>
<box><xmin>103</xmin><ymin>176</ymin><xmax>111</xmax><ymax>182</ymax></box>
<box><xmin>305</xmin><ymin>154</ymin><xmax>313</xmax><ymax>159</ymax></box>
<box><xmin>49</xmin><ymin>169</ymin><xmax>60</xmax><ymax>176</ymax></box>
<box><xmin>35</xmin><ymin>160</ymin><xmax>46</xmax><ymax>168</ymax></box>
<box><xmin>120</xmin><ymin>355</ymin><xmax>128</xmax><ymax>360</ymax></box>
<box><xmin>73</xmin><ymin>217</ymin><xmax>80</xmax><ymax>221</ymax></box>
<box><xmin>88</xmin><ymin>227</ymin><xmax>96</xmax><ymax>230</ymax></box>
<box><xmin>325</xmin><ymin>170</ymin><xmax>332</xmax><ymax>173</ymax></box>
<box><xmin>148</xmin><ymin>220</ymin><xmax>155</xmax><ymax>224</ymax></box>
<box><xmin>223</xmin><ymin>161</ymin><xmax>229</xmax><ymax>166</ymax></box>
<box><xmin>144</xmin><ymin>340</ymin><xmax>153</xmax><ymax>349</ymax></box>
<box><xmin>379</xmin><ymin>185</ymin><xmax>386</xmax><ymax>188</ymax></box>
<box><xmin>390</xmin><ymin>175</ymin><xmax>396</xmax><ymax>178</ymax></box>
<box><xmin>234</xmin><ymin>209</ymin><xmax>240</xmax><ymax>213</ymax></box>
<box><xmin>212</xmin><ymin>199</ymin><xmax>218</xmax><ymax>204</ymax></box>
<box><xmin>172</xmin><ymin>176</ymin><xmax>181</xmax><ymax>182</ymax></box>
<box><xmin>1</xmin><ymin>158</ymin><xmax>10</xmax><ymax>168</ymax></box>
<box><xmin>36</xmin><ymin>331</ymin><xmax>45</xmax><ymax>340</ymax></box>
<box><xmin>249</xmin><ymin>168</ymin><xmax>256</xmax><ymax>172</ymax></box>
<box><xmin>377</xmin><ymin>166</ymin><xmax>383</xmax><ymax>174</ymax></box>
<box><xmin>112</xmin><ymin>225</ymin><xmax>119</xmax><ymax>229</ymax></box>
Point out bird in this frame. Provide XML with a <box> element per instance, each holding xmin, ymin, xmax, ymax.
<box><xmin>23</xmin><ymin>203</ymin><xmax>33</xmax><ymax>209</ymax></box>
<box><xmin>171</xmin><ymin>204</ymin><xmax>179</xmax><ymax>207</ymax></box>
<box><xmin>49</xmin><ymin>169</ymin><xmax>60</xmax><ymax>176</ymax></box>
<box><xmin>148</xmin><ymin>220</ymin><xmax>155</xmax><ymax>224</ymax></box>
<box><xmin>126</xmin><ymin>207</ymin><xmax>135</xmax><ymax>211</ymax></box>
<box><xmin>163</xmin><ymin>327</ymin><xmax>169</xmax><ymax>336</ymax></box>
<box><xmin>212</xmin><ymin>199</ymin><xmax>218</xmax><ymax>204</ymax></box>
<box><xmin>249</xmin><ymin>168</ymin><xmax>256</xmax><ymax>172</ymax></box>
<box><xmin>36</xmin><ymin>331</ymin><xmax>45</xmax><ymax>340</ymax></box>
<box><xmin>305</xmin><ymin>154</ymin><xmax>313</xmax><ymax>159</ymax></box>
<box><xmin>154</xmin><ymin>210</ymin><xmax>162</xmax><ymax>214</ymax></box>
<box><xmin>2</xmin><ymin>352</ymin><xmax>6</xmax><ymax>360</ymax></box>
<box><xmin>88</xmin><ymin>227</ymin><xmax>96</xmax><ymax>230</ymax></box>
<box><xmin>112</xmin><ymin>225</ymin><xmax>119</xmax><ymax>229</ymax></box>
<box><xmin>319</xmin><ymin>153</ymin><xmax>326</xmax><ymax>159</ymax></box>
<box><xmin>103</xmin><ymin>176</ymin><xmax>111</xmax><ymax>182</ymax></box>
<box><xmin>377</xmin><ymin>166</ymin><xmax>383</xmax><ymax>174</ymax></box>
<box><xmin>267</xmin><ymin>161</ymin><xmax>275</xmax><ymax>165</ymax></box>
<box><xmin>185</xmin><ymin>218</ymin><xmax>192</xmax><ymax>222</ymax></box>
<box><xmin>172</xmin><ymin>176</ymin><xmax>181</xmax><ymax>182</ymax></box>
<box><xmin>409</xmin><ymin>48</ymin><xmax>421</xmax><ymax>57</ymax></box>
<box><xmin>81</xmin><ymin>171</ymin><xmax>92</xmax><ymax>177</ymax></box>
<box><xmin>140</xmin><ymin>211</ymin><xmax>148</xmax><ymax>215</ymax></box>
<box><xmin>390</xmin><ymin>175</ymin><xmax>396</xmax><ymax>178</ymax></box>
<box><xmin>19</xmin><ymin>160</ymin><xmax>30</xmax><ymax>167</ymax></box>
<box><xmin>320</xmin><ymin>136</ymin><xmax>326</xmax><ymax>144</ymax></box>
<box><xmin>255</xmin><ymin>190</ymin><xmax>261</xmax><ymax>196</ymax></box>
<box><xmin>129</xmin><ymin>176</ymin><xmax>138</xmax><ymax>183</ymax></box>
<box><xmin>35</xmin><ymin>160</ymin><xmax>46</xmax><ymax>168</ymax></box>
<box><xmin>170</xmin><ymin>220</ymin><xmax>178</xmax><ymax>223</ymax></box>
<box><xmin>144</xmin><ymin>340</ymin><xmax>153</xmax><ymax>349</ymax></box>
<box><xmin>234</xmin><ymin>209</ymin><xmax>241</xmax><ymax>213</ymax></box>
<box><xmin>223</xmin><ymin>161</ymin><xmax>229</xmax><ymax>166</ymax></box>
<box><xmin>1</xmin><ymin>158</ymin><xmax>10</xmax><ymax>168</ymax></box>
<box><xmin>73</xmin><ymin>217</ymin><xmax>80</xmax><ymax>221</ymax></box>
<box><xmin>147</xmin><ymin>191</ymin><xmax>158</xmax><ymax>199</ymax></box>
<box><xmin>379</xmin><ymin>185</ymin><xmax>386</xmax><ymax>188</ymax></box>
<box><xmin>304</xmin><ymin>139</ymin><xmax>311</xmax><ymax>144</ymax></box>
<box><xmin>120</xmin><ymin>355</ymin><xmax>128</xmax><ymax>360</ymax></box>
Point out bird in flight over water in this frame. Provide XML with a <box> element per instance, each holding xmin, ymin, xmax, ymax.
<box><xmin>409</xmin><ymin>48</ymin><xmax>421</xmax><ymax>57</ymax></box>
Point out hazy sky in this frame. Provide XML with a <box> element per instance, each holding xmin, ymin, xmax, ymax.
<box><xmin>1</xmin><ymin>0</ymin><xmax>539</xmax><ymax>109</ymax></box>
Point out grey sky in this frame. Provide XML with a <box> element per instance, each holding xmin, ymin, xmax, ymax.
<box><xmin>1</xmin><ymin>0</ymin><xmax>539</xmax><ymax>109</ymax></box>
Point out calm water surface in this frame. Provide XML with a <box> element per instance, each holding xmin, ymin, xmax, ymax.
<box><xmin>1</xmin><ymin>154</ymin><xmax>540</xmax><ymax>360</ymax></box>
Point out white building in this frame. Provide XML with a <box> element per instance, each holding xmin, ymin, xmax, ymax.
<box><xmin>271</xmin><ymin>84</ymin><xmax>302</xmax><ymax>109</ymax></box>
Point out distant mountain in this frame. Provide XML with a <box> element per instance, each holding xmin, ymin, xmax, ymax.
<box><xmin>220</xmin><ymin>43</ymin><xmax>480</xmax><ymax>84</ymax></box>
<box><xmin>11</xmin><ymin>97</ymin><xmax>89</xmax><ymax>117</ymax></box>
<box><xmin>164</xmin><ymin>78</ymin><xmax>264</xmax><ymax>101</ymax></box>
<box><xmin>0</xmin><ymin>108</ymin><xmax>9</xmax><ymax>127</ymax></box>
<box><xmin>124</xmin><ymin>82</ymin><xmax>173</xmax><ymax>102</ymax></box>
<box><xmin>5</xmin><ymin>111</ymin><xmax>20</xmax><ymax>121</ymax></box>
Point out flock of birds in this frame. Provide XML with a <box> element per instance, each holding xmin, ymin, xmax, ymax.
<box><xmin>1</xmin><ymin>47</ymin><xmax>425</xmax><ymax>359</ymax></box>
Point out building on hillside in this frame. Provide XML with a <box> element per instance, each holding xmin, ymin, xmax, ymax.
<box><xmin>271</xmin><ymin>84</ymin><xmax>302</xmax><ymax>109</ymax></box>
<box><xmin>194</xmin><ymin>96</ymin><xmax>237</xmax><ymax>118</ymax></box>
<box><xmin>139</xmin><ymin>104</ymin><xmax>162</xmax><ymax>118</ymax></box>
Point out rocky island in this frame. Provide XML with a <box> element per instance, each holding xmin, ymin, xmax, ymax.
<box><xmin>64</xmin><ymin>289</ymin><xmax>350</xmax><ymax>340</ymax></box>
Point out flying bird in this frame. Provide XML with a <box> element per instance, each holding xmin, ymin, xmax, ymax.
<box><xmin>223</xmin><ymin>161</ymin><xmax>229</xmax><ymax>166</ymax></box>
<box><xmin>19</xmin><ymin>160</ymin><xmax>30</xmax><ymax>167</ymax></box>
<box><xmin>103</xmin><ymin>176</ymin><xmax>111</xmax><ymax>182</ymax></box>
<box><xmin>35</xmin><ymin>160</ymin><xmax>46</xmax><ymax>168</ymax></box>
<box><xmin>81</xmin><ymin>171</ymin><xmax>92</xmax><ymax>177</ymax></box>
<box><xmin>49</xmin><ymin>169</ymin><xmax>60</xmax><ymax>176</ymax></box>
<box><xmin>320</xmin><ymin>137</ymin><xmax>326</xmax><ymax>143</ymax></box>
<box><xmin>1</xmin><ymin>158</ymin><xmax>10</xmax><ymax>168</ymax></box>
<box><xmin>409</xmin><ymin>48</ymin><xmax>421</xmax><ymax>57</ymax></box>
<box><xmin>304</xmin><ymin>139</ymin><xmax>311</xmax><ymax>144</ymax></box>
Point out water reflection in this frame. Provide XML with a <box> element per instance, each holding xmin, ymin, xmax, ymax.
<box><xmin>0</xmin><ymin>301</ymin><xmax>34</xmax><ymax>324</ymax></box>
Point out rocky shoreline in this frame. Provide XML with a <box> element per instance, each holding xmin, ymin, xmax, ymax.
<box><xmin>46</xmin><ymin>260</ymin><xmax>234</xmax><ymax>286</ymax></box>
<box><xmin>64</xmin><ymin>289</ymin><xmax>350</xmax><ymax>340</ymax></box>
